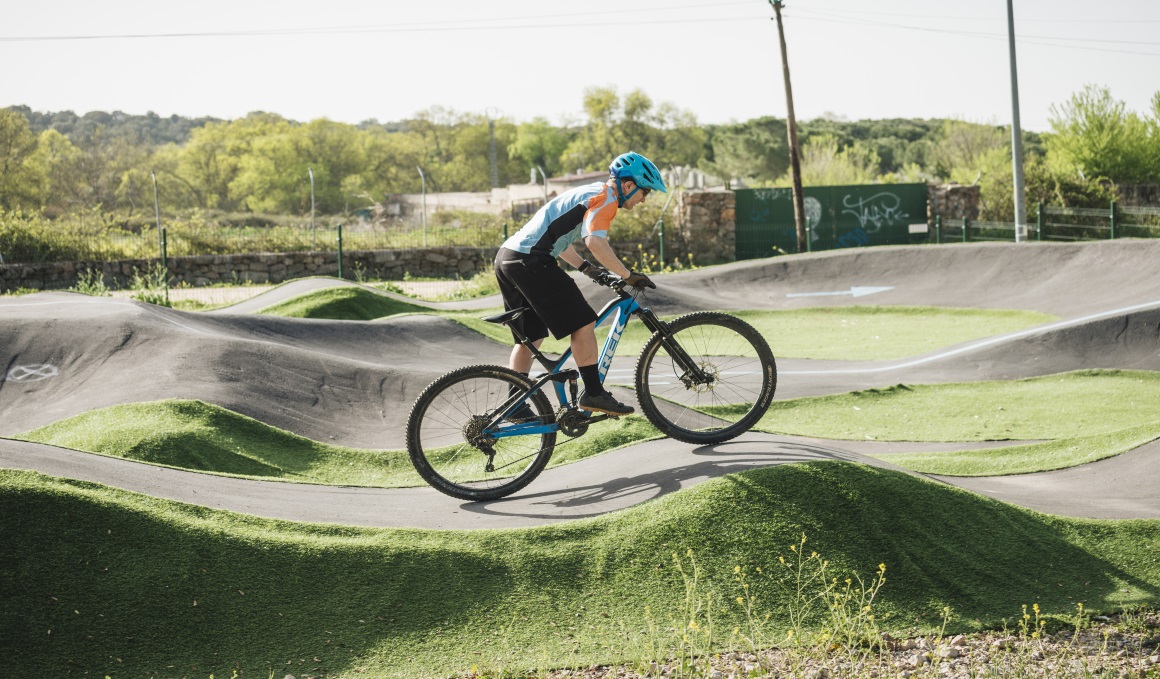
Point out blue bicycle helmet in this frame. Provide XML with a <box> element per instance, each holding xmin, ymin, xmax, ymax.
<box><xmin>609</xmin><ymin>151</ymin><xmax>667</xmax><ymax>206</ymax></box>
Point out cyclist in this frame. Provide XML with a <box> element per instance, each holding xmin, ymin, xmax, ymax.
<box><xmin>494</xmin><ymin>151</ymin><xmax>666</xmax><ymax>417</ymax></box>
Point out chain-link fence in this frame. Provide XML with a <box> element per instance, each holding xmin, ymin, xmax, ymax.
<box><xmin>0</xmin><ymin>220</ymin><xmax>509</xmax><ymax>265</ymax></box>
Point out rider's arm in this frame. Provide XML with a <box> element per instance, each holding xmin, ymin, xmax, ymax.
<box><xmin>558</xmin><ymin>246</ymin><xmax>587</xmax><ymax>270</ymax></box>
<box><xmin>584</xmin><ymin>235</ymin><xmax>632</xmax><ymax>279</ymax></box>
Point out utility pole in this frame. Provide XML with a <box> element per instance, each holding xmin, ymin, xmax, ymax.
<box><xmin>417</xmin><ymin>165</ymin><xmax>428</xmax><ymax>247</ymax></box>
<box><xmin>1006</xmin><ymin>0</ymin><xmax>1027</xmax><ymax>242</ymax></box>
<box><xmin>770</xmin><ymin>0</ymin><xmax>807</xmax><ymax>253</ymax></box>
<box><xmin>308</xmin><ymin>167</ymin><xmax>316</xmax><ymax>248</ymax></box>
<box><xmin>535</xmin><ymin>165</ymin><xmax>549</xmax><ymax>200</ymax></box>
<box><xmin>487</xmin><ymin>110</ymin><xmax>499</xmax><ymax>189</ymax></box>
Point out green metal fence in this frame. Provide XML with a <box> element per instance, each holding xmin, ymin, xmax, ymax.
<box><xmin>734</xmin><ymin>183</ymin><xmax>930</xmax><ymax>259</ymax></box>
<box><xmin>927</xmin><ymin>201</ymin><xmax>1160</xmax><ymax>243</ymax></box>
<box><xmin>1040</xmin><ymin>202</ymin><xmax>1160</xmax><ymax>241</ymax></box>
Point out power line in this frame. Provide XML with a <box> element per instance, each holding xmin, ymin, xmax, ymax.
<box><xmin>4</xmin><ymin>1</ymin><xmax>1159</xmax><ymax>60</ymax></box>
<box><xmin>783</xmin><ymin>1</ymin><xmax>1160</xmax><ymax>24</ymax></box>
<box><xmin>786</xmin><ymin>9</ymin><xmax>1160</xmax><ymax>57</ymax></box>
<box><xmin>793</xmin><ymin>6</ymin><xmax>1160</xmax><ymax>43</ymax></box>
<box><xmin>0</xmin><ymin>1</ymin><xmax>762</xmax><ymax>42</ymax></box>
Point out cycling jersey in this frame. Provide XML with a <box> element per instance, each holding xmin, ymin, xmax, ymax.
<box><xmin>501</xmin><ymin>182</ymin><xmax>618</xmax><ymax>257</ymax></box>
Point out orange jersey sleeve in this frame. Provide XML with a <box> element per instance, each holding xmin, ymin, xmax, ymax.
<box><xmin>582</xmin><ymin>186</ymin><xmax>618</xmax><ymax>238</ymax></box>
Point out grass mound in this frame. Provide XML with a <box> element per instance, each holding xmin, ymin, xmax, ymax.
<box><xmin>447</xmin><ymin>306</ymin><xmax>1058</xmax><ymax>362</ymax></box>
<box><xmin>257</xmin><ymin>286</ymin><xmax>427</xmax><ymax>319</ymax></box>
<box><xmin>15</xmin><ymin>400</ymin><xmax>660</xmax><ymax>486</ymax></box>
<box><xmin>256</xmin><ymin>299</ymin><xmax>1056</xmax><ymax>362</ymax></box>
<box><xmin>3</xmin><ymin>463</ymin><xmax>1158</xmax><ymax>677</ymax></box>
<box><xmin>756</xmin><ymin>370</ymin><xmax>1160</xmax><ymax>442</ymax></box>
<box><xmin>734</xmin><ymin>306</ymin><xmax>1056</xmax><ymax>361</ymax></box>
<box><xmin>874</xmin><ymin>420</ymin><xmax>1160</xmax><ymax>476</ymax></box>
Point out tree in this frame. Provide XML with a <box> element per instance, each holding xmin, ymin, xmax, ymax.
<box><xmin>1046</xmin><ymin>84</ymin><xmax>1159</xmax><ymax>184</ymax></box>
<box><xmin>561</xmin><ymin>86</ymin><xmax>704</xmax><ymax>174</ymax></box>
<box><xmin>508</xmin><ymin>117</ymin><xmax>570</xmax><ymax>179</ymax></box>
<box><xmin>654</xmin><ymin>103</ymin><xmax>708</xmax><ymax>169</ymax></box>
<box><xmin>561</xmin><ymin>86</ymin><xmax>624</xmax><ymax>172</ymax></box>
<box><xmin>173</xmin><ymin>112</ymin><xmax>294</xmax><ymax>211</ymax></box>
<box><xmin>0</xmin><ymin>109</ymin><xmax>47</xmax><ymax>210</ymax></box>
<box><xmin>356</xmin><ymin>127</ymin><xmax>427</xmax><ymax>195</ymax></box>
<box><xmin>702</xmin><ymin>117</ymin><xmax>789</xmax><ymax>184</ymax></box>
<box><xmin>789</xmin><ymin>134</ymin><xmax>880</xmax><ymax>186</ymax></box>
<box><xmin>27</xmin><ymin>129</ymin><xmax>83</xmax><ymax>215</ymax></box>
<box><xmin>928</xmin><ymin>119</ymin><xmax>1009</xmax><ymax>183</ymax></box>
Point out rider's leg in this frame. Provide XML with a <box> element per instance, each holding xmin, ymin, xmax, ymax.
<box><xmin>571</xmin><ymin>322</ymin><xmax>635</xmax><ymax>415</ymax></box>
<box><xmin>505</xmin><ymin>339</ymin><xmax>545</xmax><ymax>421</ymax></box>
<box><xmin>508</xmin><ymin>339</ymin><xmax>544</xmax><ymax>374</ymax></box>
<box><xmin>569</xmin><ymin>322</ymin><xmax>598</xmax><ymax>366</ymax></box>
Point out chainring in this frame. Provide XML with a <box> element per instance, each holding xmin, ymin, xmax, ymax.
<box><xmin>557</xmin><ymin>409</ymin><xmax>591</xmax><ymax>437</ymax></box>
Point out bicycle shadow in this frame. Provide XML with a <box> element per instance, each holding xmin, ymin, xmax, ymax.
<box><xmin>456</xmin><ymin>437</ymin><xmax>883</xmax><ymax>522</ymax></box>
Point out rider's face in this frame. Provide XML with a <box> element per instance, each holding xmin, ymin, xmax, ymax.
<box><xmin>623</xmin><ymin>181</ymin><xmax>649</xmax><ymax>210</ymax></box>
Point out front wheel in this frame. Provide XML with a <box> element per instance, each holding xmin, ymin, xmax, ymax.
<box><xmin>406</xmin><ymin>365</ymin><xmax>557</xmax><ymax>501</ymax></box>
<box><xmin>634</xmin><ymin>312</ymin><xmax>776</xmax><ymax>445</ymax></box>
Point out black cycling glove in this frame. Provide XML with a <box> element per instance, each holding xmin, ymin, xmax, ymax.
<box><xmin>624</xmin><ymin>270</ymin><xmax>656</xmax><ymax>289</ymax></box>
<box><xmin>579</xmin><ymin>260</ymin><xmax>608</xmax><ymax>280</ymax></box>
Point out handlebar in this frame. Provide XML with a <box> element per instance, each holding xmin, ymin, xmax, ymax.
<box><xmin>591</xmin><ymin>270</ymin><xmax>627</xmax><ymax>291</ymax></box>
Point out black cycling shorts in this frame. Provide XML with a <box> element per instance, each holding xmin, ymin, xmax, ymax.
<box><xmin>493</xmin><ymin>248</ymin><xmax>597</xmax><ymax>342</ymax></box>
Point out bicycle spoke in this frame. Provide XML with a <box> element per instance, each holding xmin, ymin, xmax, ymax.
<box><xmin>635</xmin><ymin>312</ymin><xmax>776</xmax><ymax>445</ymax></box>
<box><xmin>407</xmin><ymin>366</ymin><xmax>557</xmax><ymax>500</ymax></box>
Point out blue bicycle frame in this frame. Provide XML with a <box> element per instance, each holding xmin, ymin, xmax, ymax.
<box><xmin>485</xmin><ymin>292</ymin><xmax>644</xmax><ymax>440</ymax></box>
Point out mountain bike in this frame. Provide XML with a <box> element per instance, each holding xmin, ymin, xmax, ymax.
<box><xmin>405</xmin><ymin>272</ymin><xmax>777</xmax><ymax>501</ymax></box>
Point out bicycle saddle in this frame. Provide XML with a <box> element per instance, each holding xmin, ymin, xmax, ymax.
<box><xmin>481</xmin><ymin>307</ymin><xmax>529</xmax><ymax>325</ymax></box>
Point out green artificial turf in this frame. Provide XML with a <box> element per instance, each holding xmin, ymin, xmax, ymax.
<box><xmin>434</xmin><ymin>306</ymin><xmax>1057</xmax><ymax>361</ymax></box>
<box><xmin>872</xmin><ymin>420</ymin><xmax>1160</xmax><ymax>476</ymax></box>
<box><xmin>257</xmin><ymin>286</ymin><xmax>428</xmax><ymax>319</ymax></box>
<box><xmin>753</xmin><ymin>370</ymin><xmax>1160</xmax><ymax>442</ymax></box>
<box><xmin>21</xmin><ymin>370</ymin><xmax>1160</xmax><ymax>483</ymax></box>
<box><xmin>15</xmin><ymin>400</ymin><xmax>660</xmax><ymax>487</ymax></box>
<box><xmin>3</xmin><ymin>463</ymin><xmax>1158</xmax><ymax>678</ymax></box>
<box><xmin>251</xmin><ymin>287</ymin><xmax>1056</xmax><ymax>362</ymax></box>
<box><xmin>732</xmin><ymin>306</ymin><xmax>1057</xmax><ymax>360</ymax></box>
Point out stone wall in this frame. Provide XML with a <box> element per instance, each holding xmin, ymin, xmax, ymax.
<box><xmin>927</xmin><ymin>183</ymin><xmax>980</xmax><ymax>223</ymax></box>
<box><xmin>673</xmin><ymin>189</ymin><xmax>736</xmax><ymax>264</ymax></box>
<box><xmin>587</xmin><ymin>190</ymin><xmax>737</xmax><ymax>268</ymax></box>
<box><xmin>0</xmin><ymin>190</ymin><xmax>737</xmax><ymax>291</ymax></box>
<box><xmin>0</xmin><ymin>247</ymin><xmax>498</xmax><ymax>293</ymax></box>
<box><xmin>606</xmin><ymin>189</ymin><xmax>735</xmax><ymax>266</ymax></box>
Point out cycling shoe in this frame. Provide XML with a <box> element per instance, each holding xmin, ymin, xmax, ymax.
<box><xmin>578</xmin><ymin>390</ymin><xmax>635</xmax><ymax>416</ymax></box>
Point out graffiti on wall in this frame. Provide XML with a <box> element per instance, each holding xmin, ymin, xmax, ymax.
<box><xmin>841</xmin><ymin>192</ymin><xmax>910</xmax><ymax>233</ymax></box>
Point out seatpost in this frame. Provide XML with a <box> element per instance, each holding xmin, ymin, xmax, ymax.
<box><xmin>508</xmin><ymin>323</ymin><xmax>557</xmax><ymax>373</ymax></box>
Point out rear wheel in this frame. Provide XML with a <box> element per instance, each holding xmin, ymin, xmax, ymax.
<box><xmin>406</xmin><ymin>365</ymin><xmax>556</xmax><ymax>501</ymax></box>
<box><xmin>634</xmin><ymin>312</ymin><xmax>776</xmax><ymax>445</ymax></box>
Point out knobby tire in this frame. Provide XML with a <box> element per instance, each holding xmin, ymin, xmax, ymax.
<box><xmin>406</xmin><ymin>364</ymin><xmax>556</xmax><ymax>501</ymax></box>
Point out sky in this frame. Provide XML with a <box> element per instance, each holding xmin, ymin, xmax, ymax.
<box><xmin>2</xmin><ymin>0</ymin><xmax>1159</xmax><ymax>133</ymax></box>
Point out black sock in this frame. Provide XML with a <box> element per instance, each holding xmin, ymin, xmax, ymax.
<box><xmin>578</xmin><ymin>364</ymin><xmax>604</xmax><ymax>395</ymax></box>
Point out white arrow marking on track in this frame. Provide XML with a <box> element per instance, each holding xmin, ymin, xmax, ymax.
<box><xmin>786</xmin><ymin>286</ymin><xmax>895</xmax><ymax>298</ymax></box>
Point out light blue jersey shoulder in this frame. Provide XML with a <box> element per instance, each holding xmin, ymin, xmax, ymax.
<box><xmin>502</xmin><ymin>182</ymin><xmax>617</xmax><ymax>257</ymax></box>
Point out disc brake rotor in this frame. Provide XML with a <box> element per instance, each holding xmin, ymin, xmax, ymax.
<box><xmin>680</xmin><ymin>361</ymin><xmax>720</xmax><ymax>394</ymax></box>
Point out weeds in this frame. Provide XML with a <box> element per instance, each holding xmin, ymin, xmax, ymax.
<box><xmin>69</xmin><ymin>268</ymin><xmax>111</xmax><ymax>297</ymax></box>
<box><xmin>633</xmin><ymin>244</ymin><xmax>698</xmax><ymax>274</ymax></box>
<box><xmin>459</xmin><ymin>538</ymin><xmax>1160</xmax><ymax>679</ymax></box>
<box><xmin>129</xmin><ymin>264</ymin><xmax>171</xmax><ymax>307</ymax></box>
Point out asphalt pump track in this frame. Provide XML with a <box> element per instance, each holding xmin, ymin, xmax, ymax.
<box><xmin>3</xmin><ymin>240</ymin><xmax>1160</xmax><ymax>528</ymax></box>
